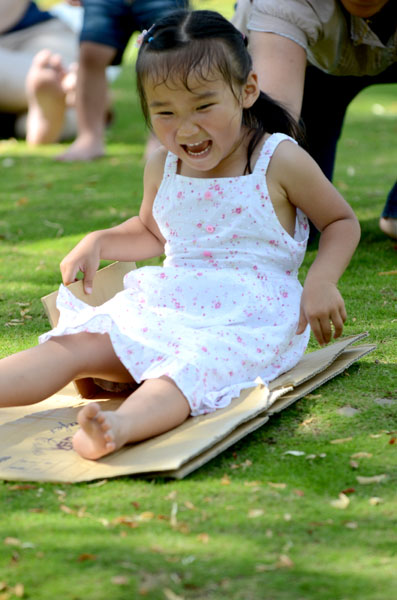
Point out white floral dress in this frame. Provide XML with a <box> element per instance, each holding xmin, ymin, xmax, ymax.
<box><xmin>40</xmin><ymin>133</ymin><xmax>310</xmax><ymax>416</ymax></box>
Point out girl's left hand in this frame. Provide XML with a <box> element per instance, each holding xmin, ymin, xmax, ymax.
<box><xmin>296</xmin><ymin>281</ymin><xmax>347</xmax><ymax>346</ymax></box>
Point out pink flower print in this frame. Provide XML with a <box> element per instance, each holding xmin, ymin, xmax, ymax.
<box><xmin>281</xmin><ymin>291</ymin><xmax>288</xmax><ymax>298</ymax></box>
<box><xmin>203</xmin><ymin>251</ymin><xmax>212</xmax><ymax>258</ymax></box>
<box><xmin>237</xmin><ymin>336</ymin><xmax>243</xmax><ymax>343</ymax></box>
<box><xmin>214</xmin><ymin>184</ymin><xmax>220</xmax><ymax>191</ymax></box>
<box><xmin>177</xmin><ymin>191</ymin><xmax>183</xmax><ymax>198</ymax></box>
<box><xmin>234</xmin><ymin>207</ymin><xmax>242</xmax><ymax>214</ymax></box>
<box><xmin>256</xmin><ymin>348</ymin><xmax>262</xmax><ymax>353</ymax></box>
<box><xmin>256</xmin><ymin>184</ymin><xmax>260</xmax><ymax>190</ymax></box>
<box><xmin>285</xmin><ymin>270</ymin><xmax>291</xmax><ymax>276</ymax></box>
<box><xmin>202</xmin><ymin>346</ymin><xmax>208</xmax><ymax>352</ymax></box>
<box><xmin>253</xmin><ymin>265</ymin><xmax>258</xmax><ymax>270</ymax></box>
<box><xmin>204</xmin><ymin>190</ymin><xmax>212</xmax><ymax>199</ymax></box>
<box><xmin>196</xmin><ymin>223</ymin><xmax>202</xmax><ymax>228</ymax></box>
<box><xmin>159</xmin><ymin>272</ymin><xmax>166</xmax><ymax>279</ymax></box>
<box><xmin>206</xmin><ymin>225</ymin><xmax>215</xmax><ymax>233</ymax></box>
<box><xmin>142</xmin><ymin>327</ymin><xmax>148</xmax><ymax>332</ymax></box>
<box><xmin>232</xmin><ymin>234</ymin><xmax>238</xmax><ymax>239</ymax></box>
<box><xmin>214</xmin><ymin>301</ymin><xmax>221</xmax><ymax>309</ymax></box>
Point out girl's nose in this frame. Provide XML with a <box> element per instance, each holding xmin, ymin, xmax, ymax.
<box><xmin>177</xmin><ymin>119</ymin><xmax>200</xmax><ymax>139</ymax></box>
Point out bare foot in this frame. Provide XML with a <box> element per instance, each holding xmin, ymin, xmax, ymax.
<box><xmin>379</xmin><ymin>217</ymin><xmax>397</xmax><ymax>240</ymax></box>
<box><xmin>73</xmin><ymin>402</ymin><xmax>124</xmax><ymax>460</ymax></box>
<box><xmin>26</xmin><ymin>49</ymin><xmax>67</xmax><ymax>145</ymax></box>
<box><xmin>55</xmin><ymin>134</ymin><xmax>105</xmax><ymax>162</ymax></box>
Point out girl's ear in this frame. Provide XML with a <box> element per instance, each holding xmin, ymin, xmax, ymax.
<box><xmin>242</xmin><ymin>71</ymin><xmax>260</xmax><ymax>108</ymax></box>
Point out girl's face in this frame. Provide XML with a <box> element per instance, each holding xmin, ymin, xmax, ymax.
<box><xmin>145</xmin><ymin>70</ymin><xmax>259</xmax><ymax>177</ymax></box>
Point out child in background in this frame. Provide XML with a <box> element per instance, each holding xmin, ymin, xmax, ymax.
<box><xmin>0</xmin><ymin>10</ymin><xmax>360</xmax><ymax>460</ymax></box>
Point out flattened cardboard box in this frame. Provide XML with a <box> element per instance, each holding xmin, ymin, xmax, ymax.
<box><xmin>0</xmin><ymin>262</ymin><xmax>375</xmax><ymax>482</ymax></box>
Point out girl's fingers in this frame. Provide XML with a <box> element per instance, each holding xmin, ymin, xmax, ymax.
<box><xmin>296</xmin><ymin>309</ymin><xmax>308</xmax><ymax>335</ymax></box>
<box><xmin>331</xmin><ymin>309</ymin><xmax>345</xmax><ymax>339</ymax></box>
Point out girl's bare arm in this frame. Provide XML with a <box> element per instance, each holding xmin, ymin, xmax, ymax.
<box><xmin>60</xmin><ymin>148</ymin><xmax>167</xmax><ymax>293</ymax></box>
<box><xmin>268</xmin><ymin>141</ymin><xmax>361</xmax><ymax>345</ymax></box>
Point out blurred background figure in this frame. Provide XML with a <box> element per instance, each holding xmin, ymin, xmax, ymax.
<box><xmin>233</xmin><ymin>0</ymin><xmax>397</xmax><ymax>240</ymax></box>
<box><xmin>57</xmin><ymin>0</ymin><xmax>190</xmax><ymax>162</ymax></box>
<box><xmin>0</xmin><ymin>0</ymin><xmax>80</xmax><ymax>145</ymax></box>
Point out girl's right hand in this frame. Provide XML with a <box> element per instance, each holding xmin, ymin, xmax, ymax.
<box><xmin>60</xmin><ymin>232</ymin><xmax>101</xmax><ymax>295</ymax></box>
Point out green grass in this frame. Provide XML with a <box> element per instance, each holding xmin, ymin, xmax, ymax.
<box><xmin>1</xmin><ymin>2</ymin><xmax>397</xmax><ymax>598</ymax></box>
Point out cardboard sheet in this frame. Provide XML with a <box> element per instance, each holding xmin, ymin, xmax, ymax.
<box><xmin>0</xmin><ymin>263</ymin><xmax>376</xmax><ymax>482</ymax></box>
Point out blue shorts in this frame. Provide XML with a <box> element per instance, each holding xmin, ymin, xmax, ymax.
<box><xmin>80</xmin><ymin>0</ymin><xmax>189</xmax><ymax>64</ymax></box>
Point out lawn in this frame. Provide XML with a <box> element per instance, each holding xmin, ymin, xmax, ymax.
<box><xmin>0</xmin><ymin>2</ymin><xmax>396</xmax><ymax>599</ymax></box>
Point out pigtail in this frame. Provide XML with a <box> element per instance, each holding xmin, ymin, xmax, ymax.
<box><xmin>244</xmin><ymin>91</ymin><xmax>306</xmax><ymax>174</ymax></box>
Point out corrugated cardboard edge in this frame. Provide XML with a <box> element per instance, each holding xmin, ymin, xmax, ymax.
<box><xmin>139</xmin><ymin>343</ymin><xmax>376</xmax><ymax>479</ymax></box>
<box><xmin>269</xmin><ymin>332</ymin><xmax>369</xmax><ymax>391</ymax></box>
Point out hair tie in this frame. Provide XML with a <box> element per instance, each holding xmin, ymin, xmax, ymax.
<box><xmin>148</xmin><ymin>36</ymin><xmax>154</xmax><ymax>43</ymax></box>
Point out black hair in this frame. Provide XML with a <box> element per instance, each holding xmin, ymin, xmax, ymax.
<box><xmin>136</xmin><ymin>9</ymin><xmax>304</xmax><ymax>174</ymax></box>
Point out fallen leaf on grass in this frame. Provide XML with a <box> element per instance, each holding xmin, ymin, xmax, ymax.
<box><xmin>356</xmin><ymin>474</ymin><xmax>388</xmax><ymax>484</ymax></box>
<box><xmin>8</xmin><ymin>484</ymin><xmax>36</xmax><ymax>491</ymax></box>
<box><xmin>330</xmin><ymin>437</ymin><xmax>353</xmax><ymax>444</ymax></box>
<box><xmin>4</xmin><ymin>538</ymin><xmax>21</xmax><ymax>547</ymax></box>
<box><xmin>248</xmin><ymin>509</ymin><xmax>264</xmax><ymax>518</ymax></box>
<box><xmin>78</xmin><ymin>553</ymin><xmax>97</xmax><ymax>562</ymax></box>
<box><xmin>59</xmin><ymin>504</ymin><xmax>75</xmax><ymax>515</ymax></box>
<box><xmin>344</xmin><ymin>521</ymin><xmax>358</xmax><ymax>529</ymax></box>
<box><xmin>341</xmin><ymin>487</ymin><xmax>356</xmax><ymax>495</ymax></box>
<box><xmin>330</xmin><ymin>493</ymin><xmax>350</xmax><ymax>509</ymax></box>
<box><xmin>197</xmin><ymin>533</ymin><xmax>209</xmax><ymax>544</ymax></box>
<box><xmin>369</xmin><ymin>497</ymin><xmax>383</xmax><ymax>505</ymax></box>
<box><xmin>378</xmin><ymin>270</ymin><xmax>397</xmax><ymax>275</ymax></box>
<box><xmin>221</xmin><ymin>474</ymin><xmax>231</xmax><ymax>485</ymax></box>
<box><xmin>276</xmin><ymin>554</ymin><xmax>294</xmax><ymax>568</ymax></box>
<box><xmin>163</xmin><ymin>588</ymin><xmax>184</xmax><ymax>600</ymax></box>
<box><xmin>284</xmin><ymin>450</ymin><xmax>305</xmax><ymax>456</ymax></box>
<box><xmin>111</xmin><ymin>576</ymin><xmax>129</xmax><ymax>586</ymax></box>
<box><xmin>351</xmin><ymin>452</ymin><xmax>373</xmax><ymax>459</ymax></box>
<box><xmin>87</xmin><ymin>479</ymin><xmax>108</xmax><ymax>488</ymax></box>
<box><xmin>267</xmin><ymin>482</ymin><xmax>287</xmax><ymax>489</ymax></box>
<box><xmin>111</xmin><ymin>516</ymin><xmax>138</xmax><ymax>528</ymax></box>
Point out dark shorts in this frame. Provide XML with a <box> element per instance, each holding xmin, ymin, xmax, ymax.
<box><xmin>80</xmin><ymin>0</ymin><xmax>189</xmax><ymax>64</ymax></box>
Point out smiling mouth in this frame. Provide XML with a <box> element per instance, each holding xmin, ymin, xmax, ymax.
<box><xmin>182</xmin><ymin>140</ymin><xmax>212</xmax><ymax>157</ymax></box>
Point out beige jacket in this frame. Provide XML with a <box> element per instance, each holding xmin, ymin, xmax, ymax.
<box><xmin>232</xmin><ymin>0</ymin><xmax>397</xmax><ymax>76</ymax></box>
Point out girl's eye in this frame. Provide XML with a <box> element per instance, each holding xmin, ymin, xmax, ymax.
<box><xmin>158</xmin><ymin>111</ymin><xmax>173</xmax><ymax>116</ymax></box>
<box><xmin>197</xmin><ymin>103</ymin><xmax>214</xmax><ymax>111</ymax></box>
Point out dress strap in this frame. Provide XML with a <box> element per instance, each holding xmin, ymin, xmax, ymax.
<box><xmin>163</xmin><ymin>151</ymin><xmax>179</xmax><ymax>177</ymax></box>
<box><xmin>253</xmin><ymin>133</ymin><xmax>297</xmax><ymax>175</ymax></box>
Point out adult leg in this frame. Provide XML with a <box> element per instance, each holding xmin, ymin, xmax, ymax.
<box><xmin>301</xmin><ymin>64</ymin><xmax>397</xmax><ymax>239</ymax></box>
<box><xmin>73</xmin><ymin>376</ymin><xmax>191</xmax><ymax>459</ymax></box>
<box><xmin>56</xmin><ymin>40</ymin><xmax>116</xmax><ymax>161</ymax></box>
<box><xmin>0</xmin><ymin>332</ymin><xmax>133</xmax><ymax>408</ymax></box>
<box><xmin>379</xmin><ymin>182</ymin><xmax>397</xmax><ymax>239</ymax></box>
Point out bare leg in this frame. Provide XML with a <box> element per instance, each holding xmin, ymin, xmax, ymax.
<box><xmin>0</xmin><ymin>332</ymin><xmax>133</xmax><ymax>408</ymax></box>
<box><xmin>73</xmin><ymin>377</ymin><xmax>190</xmax><ymax>460</ymax></box>
<box><xmin>56</xmin><ymin>42</ymin><xmax>116</xmax><ymax>162</ymax></box>
<box><xmin>25</xmin><ymin>49</ymin><xmax>68</xmax><ymax>145</ymax></box>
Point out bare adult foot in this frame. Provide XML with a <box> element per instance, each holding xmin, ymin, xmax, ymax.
<box><xmin>379</xmin><ymin>217</ymin><xmax>397</xmax><ymax>240</ymax></box>
<box><xmin>73</xmin><ymin>402</ymin><xmax>124</xmax><ymax>460</ymax></box>
<box><xmin>55</xmin><ymin>134</ymin><xmax>105</xmax><ymax>162</ymax></box>
<box><xmin>26</xmin><ymin>49</ymin><xmax>67</xmax><ymax>145</ymax></box>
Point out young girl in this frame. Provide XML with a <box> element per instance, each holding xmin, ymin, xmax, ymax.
<box><xmin>0</xmin><ymin>10</ymin><xmax>360</xmax><ymax>460</ymax></box>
